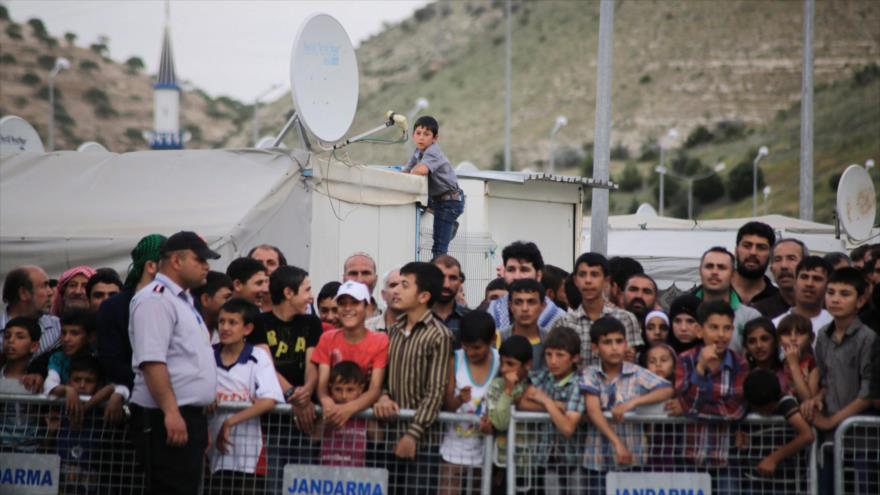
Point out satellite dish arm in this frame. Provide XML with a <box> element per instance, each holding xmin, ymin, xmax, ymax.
<box><xmin>331</xmin><ymin>111</ymin><xmax>408</xmax><ymax>150</ymax></box>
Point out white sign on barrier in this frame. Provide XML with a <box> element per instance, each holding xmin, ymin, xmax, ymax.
<box><xmin>606</xmin><ymin>471</ymin><xmax>712</xmax><ymax>495</ymax></box>
<box><xmin>283</xmin><ymin>464</ymin><xmax>388</xmax><ymax>495</ymax></box>
<box><xmin>0</xmin><ymin>453</ymin><xmax>60</xmax><ymax>495</ymax></box>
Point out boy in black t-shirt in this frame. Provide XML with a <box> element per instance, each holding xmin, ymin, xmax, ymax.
<box><xmin>744</xmin><ymin>369</ymin><xmax>814</xmax><ymax>484</ymax></box>
<box><xmin>249</xmin><ymin>265</ymin><xmax>322</xmax><ymax>427</ymax></box>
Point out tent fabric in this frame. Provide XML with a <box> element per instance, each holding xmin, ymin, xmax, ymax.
<box><xmin>0</xmin><ymin>148</ymin><xmax>427</xmax><ymax>281</ymax></box>
<box><xmin>582</xmin><ymin>213</ymin><xmax>848</xmax><ymax>289</ymax></box>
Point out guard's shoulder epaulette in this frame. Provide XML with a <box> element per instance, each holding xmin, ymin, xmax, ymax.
<box><xmin>152</xmin><ymin>284</ymin><xmax>165</xmax><ymax>294</ymax></box>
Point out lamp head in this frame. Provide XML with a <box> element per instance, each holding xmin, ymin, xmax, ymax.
<box><xmin>655</xmin><ymin>165</ymin><xmax>667</xmax><ymax>174</ymax></box>
<box><xmin>54</xmin><ymin>57</ymin><xmax>70</xmax><ymax>71</ymax></box>
<box><xmin>415</xmin><ymin>97</ymin><xmax>429</xmax><ymax>110</ymax></box>
<box><xmin>758</xmin><ymin>146</ymin><xmax>769</xmax><ymax>157</ymax></box>
<box><xmin>866</xmin><ymin>159</ymin><xmax>875</xmax><ymax>170</ymax></box>
<box><xmin>714</xmin><ymin>162</ymin><xmax>726</xmax><ymax>173</ymax></box>
<box><xmin>763</xmin><ymin>185</ymin><xmax>771</xmax><ymax>197</ymax></box>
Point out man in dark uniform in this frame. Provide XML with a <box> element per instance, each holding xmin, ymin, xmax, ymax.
<box><xmin>128</xmin><ymin>231</ymin><xmax>219</xmax><ymax>495</ymax></box>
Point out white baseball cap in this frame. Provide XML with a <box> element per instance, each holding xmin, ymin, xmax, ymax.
<box><xmin>335</xmin><ymin>281</ymin><xmax>371</xmax><ymax>302</ymax></box>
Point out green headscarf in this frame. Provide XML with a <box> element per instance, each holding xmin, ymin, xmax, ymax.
<box><xmin>124</xmin><ymin>234</ymin><xmax>167</xmax><ymax>289</ymax></box>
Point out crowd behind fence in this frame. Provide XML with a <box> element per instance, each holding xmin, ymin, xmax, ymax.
<box><xmin>1</xmin><ymin>393</ymin><xmax>877</xmax><ymax>495</ymax></box>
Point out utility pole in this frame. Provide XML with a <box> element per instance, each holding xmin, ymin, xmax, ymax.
<box><xmin>799</xmin><ymin>0</ymin><xmax>814</xmax><ymax>220</ymax></box>
<box><xmin>590</xmin><ymin>0</ymin><xmax>615</xmax><ymax>255</ymax></box>
<box><xmin>504</xmin><ymin>0</ymin><xmax>512</xmax><ymax>171</ymax></box>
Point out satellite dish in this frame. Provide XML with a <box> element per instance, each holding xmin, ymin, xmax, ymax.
<box><xmin>836</xmin><ymin>164</ymin><xmax>877</xmax><ymax>241</ymax></box>
<box><xmin>77</xmin><ymin>141</ymin><xmax>108</xmax><ymax>152</ymax></box>
<box><xmin>256</xmin><ymin>135</ymin><xmax>287</xmax><ymax>149</ymax></box>
<box><xmin>0</xmin><ymin>115</ymin><xmax>45</xmax><ymax>154</ymax></box>
<box><xmin>636</xmin><ymin>203</ymin><xmax>658</xmax><ymax>217</ymax></box>
<box><xmin>289</xmin><ymin>14</ymin><xmax>358</xmax><ymax>143</ymax></box>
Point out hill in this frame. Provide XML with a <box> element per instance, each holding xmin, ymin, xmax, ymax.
<box><xmin>248</xmin><ymin>0</ymin><xmax>879</xmax><ymax>171</ymax></box>
<box><xmin>0</xmin><ymin>12</ymin><xmax>248</xmax><ymax>151</ymax></box>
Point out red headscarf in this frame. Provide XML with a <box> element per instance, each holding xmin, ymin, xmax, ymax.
<box><xmin>51</xmin><ymin>265</ymin><xmax>97</xmax><ymax>316</ymax></box>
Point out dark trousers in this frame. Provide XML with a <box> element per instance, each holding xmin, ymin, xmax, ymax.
<box><xmin>130</xmin><ymin>404</ymin><xmax>208</xmax><ymax>495</ymax></box>
<box><xmin>428</xmin><ymin>195</ymin><xmax>465</xmax><ymax>257</ymax></box>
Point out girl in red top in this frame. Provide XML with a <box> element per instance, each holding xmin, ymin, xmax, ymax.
<box><xmin>776</xmin><ymin>313</ymin><xmax>819</xmax><ymax>402</ymax></box>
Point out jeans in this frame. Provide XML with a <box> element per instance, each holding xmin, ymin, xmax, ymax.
<box><xmin>429</xmin><ymin>193</ymin><xmax>465</xmax><ymax>257</ymax></box>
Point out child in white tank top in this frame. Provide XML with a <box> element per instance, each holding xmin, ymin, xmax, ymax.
<box><xmin>438</xmin><ymin>312</ymin><xmax>499</xmax><ymax>495</ymax></box>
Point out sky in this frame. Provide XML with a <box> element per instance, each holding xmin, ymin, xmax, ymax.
<box><xmin>5</xmin><ymin>0</ymin><xmax>429</xmax><ymax>102</ymax></box>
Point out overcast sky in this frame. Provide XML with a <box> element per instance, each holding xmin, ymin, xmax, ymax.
<box><xmin>5</xmin><ymin>0</ymin><xmax>428</xmax><ymax>102</ymax></box>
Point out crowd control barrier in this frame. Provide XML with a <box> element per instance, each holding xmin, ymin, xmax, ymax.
<box><xmin>833</xmin><ymin>415</ymin><xmax>880</xmax><ymax>495</ymax></box>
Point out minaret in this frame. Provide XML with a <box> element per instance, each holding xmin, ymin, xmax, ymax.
<box><xmin>150</xmin><ymin>2</ymin><xmax>182</xmax><ymax>149</ymax></box>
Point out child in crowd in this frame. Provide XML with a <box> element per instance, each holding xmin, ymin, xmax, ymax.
<box><xmin>639</xmin><ymin>343</ymin><xmax>679</xmax><ymax>468</ymax></box>
<box><xmin>1</xmin><ymin>317</ymin><xmax>42</xmax><ymax>451</ymax></box>
<box><xmin>801</xmin><ymin>268</ymin><xmax>875</xmax><ymax>492</ymax></box>
<box><xmin>312</xmin><ymin>281</ymin><xmax>387</xmax><ymax>429</ymax></box>
<box><xmin>743</xmin><ymin>370</ymin><xmax>813</xmax><ymax>485</ymax></box>
<box><xmin>51</xmin><ymin>356</ymin><xmax>115</xmax><ymax>494</ymax></box>
<box><xmin>581</xmin><ymin>317</ymin><xmax>672</xmax><ymax>491</ymax></box>
<box><xmin>667</xmin><ymin>294</ymin><xmax>701</xmax><ymax>354</ymax></box>
<box><xmin>670</xmin><ymin>300</ymin><xmax>748</xmax><ymax>493</ymax></box>
<box><xmin>482</xmin><ymin>335</ymin><xmax>532</xmax><ymax>468</ymax></box>
<box><xmin>318</xmin><ymin>361</ymin><xmax>373</xmax><ymax>467</ymax></box>
<box><xmin>439</xmin><ymin>311</ymin><xmax>499</xmax><ymax>495</ymax></box>
<box><xmin>641</xmin><ymin>343</ymin><xmax>677</xmax><ymax>383</ymax></box>
<box><xmin>316</xmin><ymin>281</ymin><xmax>341</xmax><ymax>330</ymax></box>
<box><xmin>499</xmin><ymin>279</ymin><xmax>548</xmax><ymax>370</ymax></box>
<box><xmin>208</xmin><ymin>299</ymin><xmax>284</xmax><ymax>495</ymax></box>
<box><xmin>777</xmin><ymin>313</ymin><xmax>819</xmax><ymax>402</ymax></box>
<box><xmin>644</xmin><ymin>310</ymin><xmax>670</xmax><ymax>347</ymax></box>
<box><xmin>519</xmin><ymin>326</ymin><xmax>585</xmax><ymax>494</ymax></box>
<box><xmin>743</xmin><ymin>318</ymin><xmax>788</xmax><ymax>391</ymax></box>
<box><xmin>476</xmin><ymin>277</ymin><xmax>508</xmax><ymax>312</ymax></box>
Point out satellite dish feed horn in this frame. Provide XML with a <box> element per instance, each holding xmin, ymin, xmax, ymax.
<box><xmin>835</xmin><ymin>164</ymin><xmax>877</xmax><ymax>242</ymax></box>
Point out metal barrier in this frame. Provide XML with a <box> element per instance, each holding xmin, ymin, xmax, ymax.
<box><xmin>833</xmin><ymin>416</ymin><xmax>880</xmax><ymax>495</ymax></box>
<box><xmin>0</xmin><ymin>394</ymin><xmax>494</xmax><ymax>495</ymax></box>
<box><xmin>507</xmin><ymin>410</ymin><xmax>819</xmax><ymax>495</ymax></box>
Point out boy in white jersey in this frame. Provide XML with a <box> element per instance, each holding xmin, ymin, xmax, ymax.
<box><xmin>207</xmin><ymin>299</ymin><xmax>283</xmax><ymax>495</ymax></box>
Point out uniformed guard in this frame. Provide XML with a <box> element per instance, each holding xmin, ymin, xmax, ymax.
<box><xmin>128</xmin><ymin>231</ymin><xmax>220</xmax><ymax>495</ymax></box>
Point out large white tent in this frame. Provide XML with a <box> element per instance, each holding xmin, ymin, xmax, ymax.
<box><xmin>0</xmin><ymin>149</ymin><xmax>426</xmax><ymax>286</ymax></box>
<box><xmin>583</xmin><ymin>213</ymin><xmax>850</xmax><ymax>289</ymax></box>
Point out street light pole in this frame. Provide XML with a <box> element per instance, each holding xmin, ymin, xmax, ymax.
<box><xmin>763</xmin><ymin>186</ymin><xmax>772</xmax><ymax>216</ymax></box>
<box><xmin>548</xmin><ymin>115</ymin><xmax>567</xmax><ymax>174</ymax></box>
<box><xmin>503</xmin><ymin>0</ymin><xmax>512</xmax><ymax>171</ymax></box>
<box><xmin>252</xmin><ymin>84</ymin><xmax>281</xmax><ymax>146</ymax></box>
<box><xmin>663</xmin><ymin>162</ymin><xmax>725</xmax><ymax>219</ymax></box>
<box><xmin>47</xmin><ymin>57</ymin><xmax>69</xmax><ymax>151</ymax></box>
<box><xmin>753</xmin><ymin>146</ymin><xmax>769</xmax><ymax>217</ymax></box>
<box><xmin>655</xmin><ymin>128</ymin><xmax>677</xmax><ymax>216</ymax></box>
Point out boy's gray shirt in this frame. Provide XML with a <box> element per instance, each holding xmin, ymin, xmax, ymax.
<box><xmin>815</xmin><ymin>318</ymin><xmax>875</xmax><ymax>416</ymax></box>
<box><xmin>407</xmin><ymin>142</ymin><xmax>459</xmax><ymax>197</ymax></box>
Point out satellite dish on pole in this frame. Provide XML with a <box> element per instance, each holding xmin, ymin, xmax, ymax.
<box><xmin>636</xmin><ymin>203</ymin><xmax>658</xmax><ymax>217</ymax></box>
<box><xmin>0</xmin><ymin>115</ymin><xmax>45</xmax><ymax>154</ymax></box>
<box><xmin>836</xmin><ymin>164</ymin><xmax>877</xmax><ymax>241</ymax></box>
<box><xmin>289</xmin><ymin>13</ymin><xmax>358</xmax><ymax>144</ymax></box>
<box><xmin>77</xmin><ymin>141</ymin><xmax>109</xmax><ymax>152</ymax></box>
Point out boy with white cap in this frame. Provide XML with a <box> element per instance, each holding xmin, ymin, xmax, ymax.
<box><xmin>311</xmin><ymin>281</ymin><xmax>389</xmax><ymax>428</ymax></box>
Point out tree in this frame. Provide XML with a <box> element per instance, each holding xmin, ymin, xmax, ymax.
<box><xmin>728</xmin><ymin>160</ymin><xmax>765</xmax><ymax>201</ymax></box>
<box><xmin>125</xmin><ymin>56</ymin><xmax>145</xmax><ymax>74</ymax></box>
<box><xmin>0</xmin><ymin>5</ymin><xmax>9</xmax><ymax>20</ymax></box>
<box><xmin>617</xmin><ymin>163</ymin><xmax>643</xmax><ymax>192</ymax></box>
<box><xmin>64</xmin><ymin>32</ymin><xmax>77</xmax><ymax>46</ymax></box>
<box><xmin>27</xmin><ymin>18</ymin><xmax>48</xmax><ymax>39</ymax></box>
<box><xmin>684</xmin><ymin>125</ymin><xmax>714</xmax><ymax>148</ymax></box>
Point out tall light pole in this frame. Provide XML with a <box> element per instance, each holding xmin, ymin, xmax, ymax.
<box><xmin>548</xmin><ymin>115</ymin><xmax>567</xmax><ymax>174</ymax></box>
<box><xmin>763</xmin><ymin>185</ymin><xmax>772</xmax><ymax>216</ymax></box>
<box><xmin>753</xmin><ymin>146</ymin><xmax>769</xmax><ymax>217</ymax></box>
<box><xmin>503</xmin><ymin>0</ymin><xmax>512</xmax><ymax>171</ymax></box>
<box><xmin>406</xmin><ymin>97</ymin><xmax>429</xmax><ymax>154</ymax></box>
<box><xmin>47</xmin><ymin>57</ymin><xmax>70</xmax><ymax>151</ymax></box>
<box><xmin>655</xmin><ymin>128</ymin><xmax>678</xmax><ymax>216</ymax></box>
<box><xmin>658</xmin><ymin>162</ymin><xmax>725</xmax><ymax>220</ymax></box>
<box><xmin>252</xmin><ymin>83</ymin><xmax>281</xmax><ymax>146</ymax></box>
<box><xmin>590</xmin><ymin>0</ymin><xmax>616</xmax><ymax>255</ymax></box>
<box><xmin>799</xmin><ymin>0</ymin><xmax>815</xmax><ymax>221</ymax></box>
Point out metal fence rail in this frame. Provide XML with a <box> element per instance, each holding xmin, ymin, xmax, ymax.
<box><xmin>507</xmin><ymin>411</ymin><xmax>819</xmax><ymax>495</ymax></box>
<box><xmin>833</xmin><ymin>416</ymin><xmax>880</xmax><ymax>495</ymax></box>
<box><xmin>2</xmin><ymin>393</ymin><xmax>874</xmax><ymax>495</ymax></box>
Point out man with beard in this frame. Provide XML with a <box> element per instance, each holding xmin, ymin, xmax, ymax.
<box><xmin>772</xmin><ymin>256</ymin><xmax>833</xmax><ymax>339</ymax></box>
<box><xmin>753</xmin><ymin>239</ymin><xmax>808</xmax><ymax>319</ymax></box>
<box><xmin>50</xmin><ymin>266</ymin><xmax>97</xmax><ymax>317</ymax></box>
<box><xmin>731</xmin><ymin>222</ymin><xmax>778</xmax><ymax>306</ymax></box>
<box><xmin>608</xmin><ymin>257</ymin><xmax>644</xmax><ymax>308</ymax></box>
<box><xmin>623</xmin><ymin>273</ymin><xmax>659</xmax><ymax>325</ymax></box>
<box><xmin>432</xmin><ymin>254</ymin><xmax>469</xmax><ymax>348</ymax></box>
<box><xmin>693</xmin><ymin>246</ymin><xmax>761</xmax><ymax>354</ymax></box>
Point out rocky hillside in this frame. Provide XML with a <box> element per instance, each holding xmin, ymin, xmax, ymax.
<box><xmin>250</xmin><ymin>0</ymin><xmax>879</xmax><ymax>171</ymax></box>
<box><xmin>0</xmin><ymin>12</ymin><xmax>248</xmax><ymax>151</ymax></box>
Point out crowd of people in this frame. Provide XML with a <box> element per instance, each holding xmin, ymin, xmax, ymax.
<box><xmin>1</xmin><ymin>219</ymin><xmax>879</xmax><ymax>495</ymax></box>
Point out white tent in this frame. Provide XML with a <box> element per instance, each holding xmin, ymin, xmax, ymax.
<box><xmin>0</xmin><ymin>149</ymin><xmax>426</xmax><ymax>286</ymax></box>
<box><xmin>582</xmin><ymin>213</ymin><xmax>849</xmax><ymax>289</ymax></box>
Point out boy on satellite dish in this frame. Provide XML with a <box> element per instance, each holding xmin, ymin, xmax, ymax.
<box><xmin>404</xmin><ymin>116</ymin><xmax>464</xmax><ymax>257</ymax></box>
